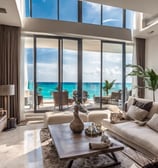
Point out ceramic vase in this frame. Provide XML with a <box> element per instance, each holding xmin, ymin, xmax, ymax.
<box><xmin>70</xmin><ymin>104</ymin><xmax>84</xmax><ymax>133</ymax></box>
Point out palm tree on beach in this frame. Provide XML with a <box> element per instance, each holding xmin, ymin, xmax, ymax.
<box><xmin>103</xmin><ymin>80</ymin><xmax>116</xmax><ymax>96</ymax></box>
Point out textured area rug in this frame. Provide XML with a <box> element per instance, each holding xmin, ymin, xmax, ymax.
<box><xmin>40</xmin><ymin>128</ymin><xmax>149</xmax><ymax>168</ymax></box>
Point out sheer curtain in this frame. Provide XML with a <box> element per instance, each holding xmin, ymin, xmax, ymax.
<box><xmin>0</xmin><ymin>25</ymin><xmax>21</xmax><ymax>123</ymax></box>
<box><xmin>136</xmin><ymin>38</ymin><xmax>145</xmax><ymax>98</ymax></box>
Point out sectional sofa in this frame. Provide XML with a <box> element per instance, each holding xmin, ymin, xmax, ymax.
<box><xmin>102</xmin><ymin>96</ymin><xmax>158</xmax><ymax>159</ymax></box>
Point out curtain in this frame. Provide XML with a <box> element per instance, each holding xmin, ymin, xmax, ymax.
<box><xmin>0</xmin><ymin>25</ymin><xmax>21</xmax><ymax>123</ymax></box>
<box><xmin>136</xmin><ymin>38</ymin><xmax>145</xmax><ymax>98</ymax></box>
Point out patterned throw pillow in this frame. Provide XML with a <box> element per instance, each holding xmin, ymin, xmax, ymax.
<box><xmin>126</xmin><ymin>105</ymin><xmax>149</xmax><ymax>121</ymax></box>
<box><xmin>133</xmin><ymin>99</ymin><xmax>153</xmax><ymax>112</ymax></box>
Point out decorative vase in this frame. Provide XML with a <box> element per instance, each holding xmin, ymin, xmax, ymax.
<box><xmin>70</xmin><ymin>104</ymin><xmax>84</xmax><ymax>133</ymax></box>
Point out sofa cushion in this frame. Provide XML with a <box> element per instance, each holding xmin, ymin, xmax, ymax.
<box><xmin>102</xmin><ymin>119</ymin><xmax>158</xmax><ymax>157</ymax></box>
<box><xmin>126</xmin><ymin>105</ymin><xmax>149</xmax><ymax>121</ymax></box>
<box><xmin>147</xmin><ymin>113</ymin><xmax>158</xmax><ymax>132</ymax></box>
<box><xmin>133</xmin><ymin>99</ymin><xmax>153</xmax><ymax>112</ymax></box>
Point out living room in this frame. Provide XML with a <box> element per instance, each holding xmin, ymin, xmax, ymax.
<box><xmin>0</xmin><ymin>0</ymin><xmax>158</xmax><ymax>168</ymax></box>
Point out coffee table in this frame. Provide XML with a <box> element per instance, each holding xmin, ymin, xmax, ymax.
<box><xmin>48</xmin><ymin>122</ymin><xmax>124</xmax><ymax>168</ymax></box>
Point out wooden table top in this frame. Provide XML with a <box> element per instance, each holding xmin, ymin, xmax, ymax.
<box><xmin>48</xmin><ymin>123</ymin><xmax>124</xmax><ymax>160</ymax></box>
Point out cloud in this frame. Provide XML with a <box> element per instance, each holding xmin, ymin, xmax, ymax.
<box><xmin>103</xmin><ymin>5</ymin><xmax>115</xmax><ymax>12</ymax></box>
<box><xmin>26</xmin><ymin>49</ymin><xmax>132</xmax><ymax>83</ymax></box>
<box><xmin>103</xmin><ymin>18</ymin><xmax>119</xmax><ymax>23</ymax></box>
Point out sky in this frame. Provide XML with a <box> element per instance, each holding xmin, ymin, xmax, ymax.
<box><xmin>25</xmin><ymin>0</ymin><xmax>134</xmax><ymax>83</ymax></box>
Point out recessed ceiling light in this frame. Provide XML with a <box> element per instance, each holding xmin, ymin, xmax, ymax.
<box><xmin>0</xmin><ymin>8</ymin><xmax>7</xmax><ymax>14</ymax></box>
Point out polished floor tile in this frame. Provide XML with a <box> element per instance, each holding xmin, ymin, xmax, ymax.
<box><xmin>0</xmin><ymin>124</ymin><xmax>44</xmax><ymax>168</ymax></box>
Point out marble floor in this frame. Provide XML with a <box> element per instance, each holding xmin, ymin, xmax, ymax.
<box><xmin>0</xmin><ymin>123</ymin><xmax>44</xmax><ymax>168</ymax></box>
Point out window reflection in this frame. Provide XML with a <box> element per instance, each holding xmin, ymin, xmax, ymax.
<box><xmin>102</xmin><ymin>5</ymin><xmax>123</xmax><ymax>27</ymax></box>
<box><xmin>32</xmin><ymin>0</ymin><xmax>57</xmax><ymax>20</ymax></box>
<box><xmin>82</xmin><ymin>1</ymin><xmax>101</xmax><ymax>25</ymax></box>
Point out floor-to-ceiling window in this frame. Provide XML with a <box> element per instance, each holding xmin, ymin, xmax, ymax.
<box><xmin>102</xmin><ymin>42</ymin><xmax>123</xmax><ymax>108</ymax></box>
<box><xmin>82</xmin><ymin>40</ymin><xmax>101</xmax><ymax>108</ymax></box>
<box><xmin>36</xmin><ymin>38</ymin><xmax>58</xmax><ymax>111</ymax></box>
<box><xmin>63</xmin><ymin>39</ymin><xmax>78</xmax><ymax>99</ymax></box>
<box><xmin>23</xmin><ymin>36</ymin><xmax>133</xmax><ymax>112</ymax></box>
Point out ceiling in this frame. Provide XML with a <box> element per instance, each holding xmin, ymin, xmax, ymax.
<box><xmin>0</xmin><ymin>0</ymin><xmax>21</xmax><ymax>27</ymax></box>
<box><xmin>0</xmin><ymin>0</ymin><xmax>158</xmax><ymax>38</ymax></box>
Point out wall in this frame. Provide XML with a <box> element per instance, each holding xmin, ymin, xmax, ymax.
<box><xmin>145</xmin><ymin>35</ymin><xmax>158</xmax><ymax>101</ymax></box>
<box><xmin>22</xmin><ymin>18</ymin><xmax>132</xmax><ymax>42</ymax></box>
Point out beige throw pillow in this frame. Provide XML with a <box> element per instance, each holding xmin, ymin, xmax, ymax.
<box><xmin>126</xmin><ymin>105</ymin><xmax>149</xmax><ymax>121</ymax></box>
<box><xmin>147</xmin><ymin>113</ymin><xmax>158</xmax><ymax>132</ymax></box>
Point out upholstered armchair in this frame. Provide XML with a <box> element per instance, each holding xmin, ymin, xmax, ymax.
<box><xmin>53</xmin><ymin>91</ymin><xmax>69</xmax><ymax>109</ymax></box>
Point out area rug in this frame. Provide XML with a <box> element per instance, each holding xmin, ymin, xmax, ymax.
<box><xmin>40</xmin><ymin>128</ymin><xmax>149</xmax><ymax>168</ymax></box>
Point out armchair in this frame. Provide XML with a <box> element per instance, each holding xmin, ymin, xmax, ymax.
<box><xmin>53</xmin><ymin>91</ymin><xmax>69</xmax><ymax>109</ymax></box>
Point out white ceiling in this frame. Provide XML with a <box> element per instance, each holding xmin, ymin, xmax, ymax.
<box><xmin>0</xmin><ymin>0</ymin><xmax>21</xmax><ymax>27</ymax></box>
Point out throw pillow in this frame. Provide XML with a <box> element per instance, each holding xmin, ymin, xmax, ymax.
<box><xmin>133</xmin><ymin>99</ymin><xmax>153</xmax><ymax>112</ymax></box>
<box><xmin>126</xmin><ymin>105</ymin><xmax>149</xmax><ymax>121</ymax></box>
<box><xmin>146</xmin><ymin>113</ymin><xmax>158</xmax><ymax>132</ymax></box>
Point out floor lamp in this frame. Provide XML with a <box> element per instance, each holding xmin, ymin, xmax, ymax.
<box><xmin>0</xmin><ymin>85</ymin><xmax>15</xmax><ymax>128</ymax></box>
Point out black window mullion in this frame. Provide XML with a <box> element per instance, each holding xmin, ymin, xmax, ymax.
<box><xmin>57</xmin><ymin>0</ymin><xmax>60</xmax><ymax>20</ymax></box>
<box><xmin>33</xmin><ymin>36</ymin><xmax>37</xmax><ymax>112</ymax></box>
<box><xmin>100</xmin><ymin>41</ymin><xmax>103</xmax><ymax>109</ymax></box>
<box><xmin>30</xmin><ymin>0</ymin><xmax>32</xmax><ymax>17</ymax></box>
<box><xmin>58</xmin><ymin>39</ymin><xmax>63</xmax><ymax>110</ymax></box>
<box><xmin>122</xmin><ymin>43</ymin><xmax>126</xmax><ymax>110</ymax></box>
<box><xmin>101</xmin><ymin>5</ymin><xmax>103</xmax><ymax>25</ymax></box>
<box><xmin>123</xmin><ymin>9</ymin><xmax>126</xmax><ymax>28</ymax></box>
<box><xmin>78</xmin><ymin>0</ymin><xmax>82</xmax><ymax>23</ymax></box>
<box><xmin>78</xmin><ymin>39</ymin><xmax>82</xmax><ymax>103</ymax></box>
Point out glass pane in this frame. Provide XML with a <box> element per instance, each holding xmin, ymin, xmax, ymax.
<box><xmin>63</xmin><ymin>39</ymin><xmax>78</xmax><ymax>102</ymax></box>
<box><xmin>24</xmin><ymin>0</ymin><xmax>30</xmax><ymax>17</ymax></box>
<box><xmin>102</xmin><ymin>5</ymin><xmax>123</xmax><ymax>28</ymax></box>
<box><xmin>126</xmin><ymin>10</ymin><xmax>135</xmax><ymax>29</ymax></box>
<box><xmin>32</xmin><ymin>0</ymin><xmax>57</xmax><ymax>20</ymax></box>
<box><xmin>82</xmin><ymin>1</ymin><xmax>101</xmax><ymax>25</ymax></box>
<box><xmin>102</xmin><ymin>43</ymin><xmax>122</xmax><ymax>107</ymax></box>
<box><xmin>36</xmin><ymin>38</ymin><xmax>58</xmax><ymax>110</ymax></box>
<box><xmin>23</xmin><ymin>37</ymin><xmax>34</xmax><ymax>111</ymax></box>
<box><xmin>83</xmin><ymin>40</ymin><xmax>101</xmax><ymax>108</ymax></box>
<box><xmin>59</xmin><ymin>0</ymin><xmax>78</xmax><ymax>22</ymax></box>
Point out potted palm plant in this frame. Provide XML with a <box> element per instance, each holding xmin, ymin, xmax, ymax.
<box><xmin>126</xmin><ymin>64</ymin><xmax>158</xmax><ymax>101</ymax></box>
<box><xmin>103</xmin><ymin>80</ymin><xmax>116</xmax><ymax>96</ymax></box>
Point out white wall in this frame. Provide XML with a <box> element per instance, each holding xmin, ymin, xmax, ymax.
<box><xmin>145</xmin><ymin>35</ymin><xmax>158</xmax><ymax>101</ymax></box>
<box><xmin>22</xmin><ymin>18</ymin><xmax>132</xmax><ymax>41</ymax></box>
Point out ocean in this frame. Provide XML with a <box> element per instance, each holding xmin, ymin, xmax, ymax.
<box><xmin>28</xmin><ymin>82</ymin><xmax>132</xmax><ymax>100</ymax></box>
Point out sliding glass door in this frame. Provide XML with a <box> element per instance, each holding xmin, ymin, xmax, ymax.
<box><xmin>102</xmin><ymin>42</ymin><xmax>123</xmax><ymax>108</ymax></box>
<box><xmin>23</xmin><ymin>36</ymin><xmax>133</xmax><ymax>112</ymax></box>
<box><xmin>36</xmin><ymin>38</ymin><xmax>58</xmax><ymax>111</ymax></box>
<box><xmin>83</xmin><ymin>40</ymin><xmax>101</xmax><ymax>108</ymax></box>
<box><xmin>63</xmin><ymin>39</ymin><xmax>78</xmax><ymax>100</ymax></box>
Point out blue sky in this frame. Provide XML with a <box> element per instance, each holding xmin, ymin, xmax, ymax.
<box><xmin>25</xmin><ymin>0</ymin><xmax>134</xmax><ymax>83</ymax></box>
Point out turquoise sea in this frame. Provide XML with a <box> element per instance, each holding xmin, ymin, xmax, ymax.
<box><xmin>28</xmin><ymin>82</ymin><xmax>132</xmax><ymax>100</ymax></box>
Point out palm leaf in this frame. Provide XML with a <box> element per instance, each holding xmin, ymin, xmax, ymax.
<box><xmin>126</xmin><ymin>64</ymin><xmax>158</xmax><ymax>101</ymax></box>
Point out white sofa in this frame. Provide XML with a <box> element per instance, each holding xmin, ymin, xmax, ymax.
<box><xmin>102</xmin><ymin>96</ymin><xmax>158</xmax><ymax>159</ymax></box>
<box><xmin>44</xmin><ymin>110</ymin><xmax>111</xmax><ymax>127</ymax></box>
